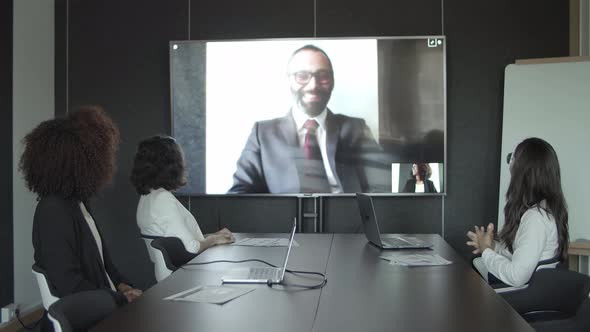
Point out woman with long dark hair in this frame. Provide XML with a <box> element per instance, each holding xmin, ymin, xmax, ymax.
<box><xmin>466</xmin><ymin>137</ymin><xmax>568</xmax><ymax>287</ymax></box>
<box><xmin>402</xmin><ymin>163</ymin><xmax>437</xmax><ymax>193</ymax></box>
<box><xmin>21</xmin><ymin>107</ymin><xmax>142</xmax><ymax>306</ymax></box>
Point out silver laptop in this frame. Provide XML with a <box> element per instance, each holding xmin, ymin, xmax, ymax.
<box><xmin>356</xmin><ymin>193</ymin><xmax>432</xmax><ymax>249</ymax></box>
<box><xmin>221</xmin><ymin>219</ymin><xmax>297</xmax><ymax>284</ymax></box>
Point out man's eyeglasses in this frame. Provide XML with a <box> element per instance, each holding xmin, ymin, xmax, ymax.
<box><xmin>506</xmin><ymin>152</ymin><xmax>513</xmax><ymax>165</ymax></box>
<box><xmin>290</xmin><ymin>70</ymin><xmax>333</xmax><ymax>85</ymax></box>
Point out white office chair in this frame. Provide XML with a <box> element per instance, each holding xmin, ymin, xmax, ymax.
<box><xmin>48</xmin><ymin>312</ymin><xmax>62</xmax><ymax>332</ymax></box>
<box><xmin>32</xmin><ymin>264</ymin><xmax>60</xmax><ymax>310</ymax></box>
<box><xmin>151</xmin><ymin>244</ymin><xmax>174</xmax><ymax>282</ymax></box>
<box><xmin>140</xmin><ymin>234</ymin><xmax>173</xmax><ymax>282</ymax></box>
<box><xmin>141</xmin><ymin>235</ymin><xmax>158</xmax><ymax>263</ymax></box>
<box><xmin>150</xmin><ymin>237</ymin><xmax>196</xmax><ymax>282</ymax></box>
<box><xmin>48</xmin><ymin>289</ymin><xmax>117</xmax><ymax>332</ymax></box>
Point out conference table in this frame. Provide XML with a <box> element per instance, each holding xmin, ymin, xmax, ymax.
<box><xmin>92</xmin><ymin>234</ymin><xmax>532</xmax><ymax>332</ymax></box>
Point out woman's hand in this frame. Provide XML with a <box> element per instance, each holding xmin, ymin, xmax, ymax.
<box><xmin>215</xmin><ymin>228</ymin><xmax>233</xmax><ymax>236</ymax></box>
<box><xmin>117</xmin><ymin>283</ymin><xmax>143</xmax><ymax>303</ymax></box>
<box><xmin>212</xmin><ymin>228</ymin><xmax>235</xmax><ymax>245</ymax></box>
<box><xmin>199</xmin><ymin>229</ymin><xmax>236</xmax><ymax>253</ymax></box>
<box><xmin>123</xmin><ymin>288</ymin><xmax>143</xmax><ymax>303</ymax></box>
<box><xmin>466</xmin><ymin>223</ymin><xmax>495</xmax><ymax>254</ymax></box>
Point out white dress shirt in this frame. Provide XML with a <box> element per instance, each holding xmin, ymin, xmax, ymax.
<box><xmin>292</xmin><ymin>106</ymin><xmax>342</xmax><ymax>193</ymax></box>
<box><xmin>79</xmin><ymin>202</ymin><xmax>116</xmax><ymax>291</ymax></box>
<box><xmin>414</xmin><ymin>183</ymin><xmax>425</xmax><ymax>193</ymax></box>
<box><xmin>477</xmin><ymin>204</ymin><xmax>559</xmax><ymax>287</ymax></box>
<box><xmin>136</xmin><ymin>188</ymin><xmax>205</xmax><ymax>254</ymax></box>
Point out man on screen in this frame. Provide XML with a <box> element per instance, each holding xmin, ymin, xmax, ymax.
<box><xmin>228</xmin><ymin>45</ymin><xmax>389</xmax><ymax>194</ymax></box>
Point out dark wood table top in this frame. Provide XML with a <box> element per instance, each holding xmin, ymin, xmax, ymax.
<box><xmin>92</xmin><ymin>233</ymin><xmax>532</xmax><ymax>332</ymax></box>
<box><xmin>313</xmin><ymin>234</ymin><xmax>532</xmax><ymax>332</ymax></box>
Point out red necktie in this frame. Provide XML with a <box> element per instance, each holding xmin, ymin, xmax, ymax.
<box><xmin>299</xmin><ymin>119</ymin><xmax>330</xmax><ymax>192</ymax></box>
<box><xmin>303</xmin><ymin>119</ymin><xmax>320</xmax><ymax>160</ymax></box>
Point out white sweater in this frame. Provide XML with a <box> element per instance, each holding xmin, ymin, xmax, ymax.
<box><xmin>136</xmin><ymin>188</ymin><xmax>204</xmax><ymax>254</ymax></box>
<box><xmin>481</xmin><ymin>205</ymin><xmax>559</xmax><ymax>287</ymax></box>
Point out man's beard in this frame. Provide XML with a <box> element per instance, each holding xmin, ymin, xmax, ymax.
<box><xmin>295</xmin><ymin>90</ymin><xmax>331</xmax><ymax>117</ymax></box>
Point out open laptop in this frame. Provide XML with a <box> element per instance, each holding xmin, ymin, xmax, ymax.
<box><xmin>221</xmin><ymin>219</ymin><xmax>297</xmax><ymax>285</ymax></box>
<box><xmin>356</xmin><ymin>193</ymin><xmax>432</xmax><ymax>249</ymax></box>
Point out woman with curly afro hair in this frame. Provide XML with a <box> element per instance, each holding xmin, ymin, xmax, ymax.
<box><xmin>131</xmin><ymin>135</ymin><xmax>234</xmax><ymax>258</ymax></box>
<box><xmin>20</xmin><ymin>106</ymin><xmax>142</xmax><ymax>309</ymax></box>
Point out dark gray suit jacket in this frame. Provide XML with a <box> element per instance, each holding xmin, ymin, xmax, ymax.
<box><xmin>229</xmin><ymin>110</ymin><xmax>391</xmax><ymax>193</ymax></box>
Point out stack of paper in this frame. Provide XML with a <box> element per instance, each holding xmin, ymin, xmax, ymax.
<box><xmin>164</xmin><ymin>285</ymin><xmax>255</xmax><ymax>304</ymax></box>
<box><xmin>231</xmin><ymin>238</ymin><xmax>299</xmax><ymax>247</ymax></box>
<box><xmin>379</xmin><ymin>253</ymin><xmax>452</xmax><ymax>266</ymax></box>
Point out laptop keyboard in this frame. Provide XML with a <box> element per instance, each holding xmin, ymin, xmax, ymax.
<box><xmin>382</xmin><ymin>237</ymin><xmax>412</xmax><ymax>247</ymax></box>
<box><xmin>248</xmin><ymin>267</ymin><xmax>280</xmax><ymax>280</ymax></box>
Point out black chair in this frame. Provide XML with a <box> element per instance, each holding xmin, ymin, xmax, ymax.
<box><xmin>150</xmin><ymin>237</ymin><xmax>197</xmax><ymax>281</ymax></box>
<box><xmin>473</xmin><ymin>254</ymin><xmax>563</xmax><ymax>291</ymax></box>
<box><xmin>499</xmin><ymin>268</ymin><xmax>590</xmax><ymax>328</ymax></box>
<box><xmin>48</xmin><ymin>289</ymin><xmax>117</xmax><ymax>332</ymax></box>
<box><xmin>531</xmin><ymin>297</ymin><xmax>590</xmax><ymax>331</ymax></box>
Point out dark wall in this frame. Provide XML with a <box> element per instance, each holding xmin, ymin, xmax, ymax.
<box><xmin>443</xmin><ymin>1</ymin><xmax>569</xmax><ymax>257</ymax></box>
<box><xmin>55</xmin><ymin>0</ymin><xmax>569</xmax><ymax>288</ymax></box>
<box><xmin>1</xmin><ymin>0</ymin><xmax>14</xmax><ymax>307</ymax></box>
<box><xmin>57</xmin><ymin>0</ymin><xmax>190</xmax><ymax>289</ymax></box>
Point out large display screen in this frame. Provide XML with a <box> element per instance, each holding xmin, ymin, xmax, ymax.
<box><xmin>170</xmin><ymin>37</ymin><xmax>446</xmax><ymax>195</ymax></box>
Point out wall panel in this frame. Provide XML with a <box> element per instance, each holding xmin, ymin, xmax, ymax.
<box><xmin>57</xmin><ymin>0</ymin><xmax>569</xmax><ymax>288</ymax></box>
<box><xmin>66</xmin><ymin>0</ymin><xmax>189</xmax><ymax>288</ymax></box>
<box><xmin>190</xmin><ymin>0</ymin><xmax>314</xmax><ymax>39</ymax></box>
<box><xmin>215</xmin><ymin>197</ymin><xmax>298</xmax><ymax>233</ymax></box>
<box><xmin>323</xmin><ymin>196</ymin><xmax>442</xmax><ymax>234</ymax></box>
<box><xmin>443</xmin><ymin>0</ymin><xmax>569</xmax><ymax>258</ymax></box>
<box><xmin>316</xmin><ymin>0</ymin><xmax>442</xmax><ymax>36</ymax></box>
<box><xmin>1</xmin><ymin>0</ymin><xmax>14</xmax><ymax>308</ymax></box>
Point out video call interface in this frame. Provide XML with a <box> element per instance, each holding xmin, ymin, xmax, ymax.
<box><xmin>170</xmin><ymin>37</ymin><xmax>446</xmax><ymax>195</ymax></box>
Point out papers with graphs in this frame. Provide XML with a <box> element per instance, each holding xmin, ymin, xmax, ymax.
<box><xmin>379</xmin><ymin>253</ymin><xmax>452</xmax><ymax>266</ymax></box>
<box><xmin>231</xmin><ymin>238</ymin><xmax>299</xmax><ymax>247</ymax></box>
<box><xmin>164</xmin><ymin>285</ymin><xmax>255</xmax><ymax>304</ymax></box>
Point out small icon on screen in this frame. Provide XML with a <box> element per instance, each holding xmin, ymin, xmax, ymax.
<box><xmin>427</xmin><ymin>38</ymin><xmax>439</xmax><ymax>48</ymax></box>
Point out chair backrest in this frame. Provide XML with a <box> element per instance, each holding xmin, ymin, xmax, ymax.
<box><xmin>500</xmin><ymin>268</ymin><xmax>590</xmax><ymax>322</ymax></box>
<box><xmin>32</xmin><ymin>264</ymin><xmax>60</xmax><ymax>309</ymax></box>
<box><xmin>140</xmin><ymin>234</ymin><xmax>162</xmax><ymax>263</ymax></box>
<box><xmin>536</xmin><ymin>254</ymin><xmax>562</xmax><ymax>270</ymax></box>
<box><xmin>493</xmin><ymin>254</ymin><xmax>564</xmax><ymax>291</ymax></box>
<box><xmin>150</xmin><ymin>242</ymin><xmax>173</xmax><ymax>282</ymax></box>
<box><xmin>150</xmin><ymin>237</ymin><xmax>196</xmax><ymax>282</ymax></box>
<box><xmin>48</xmin><ymin>289</ymin><xmax>117</xmax><ymax>332</ymax></box>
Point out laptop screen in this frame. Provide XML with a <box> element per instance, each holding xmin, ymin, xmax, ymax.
<box><xmin>279</xmin><ymin>218</ymin><xmax>297</xmax><ymax>281</ymax></box>
<box><xmin>356</xmin><ymin>193</ymin><xmax>385</xmax><ymax>246</ymax></box>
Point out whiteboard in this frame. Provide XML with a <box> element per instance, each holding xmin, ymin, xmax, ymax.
<box><xmin>499</xmin><ymin>60</ymin><xmax>590</xmax><ymax>241</ymax></box>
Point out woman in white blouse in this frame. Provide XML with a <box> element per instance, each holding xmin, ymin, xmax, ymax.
<box><xmin>131</xmin><ymin>136</ymin><xmax>234</xmax><ymax>254</ymax></box>
<box><xmin>467</xmin><ymin>137</ymin><xmax>569</xmax><ymax>287</ymax></box>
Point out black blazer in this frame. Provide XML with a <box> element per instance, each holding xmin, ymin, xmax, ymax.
<box><xmin>32</xmin><ymin>196</ymin><xmax>129</xmax><ymax>303</ymax></box>
<box><xmin>229</xmin><ymin>109</ymin><xmax>392</xmax><ymax>193</ymax></box>
<box><xmin>402</xmin><ymin>179</ymin><xmax>438</xmax><ymax>193</ymax></box>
